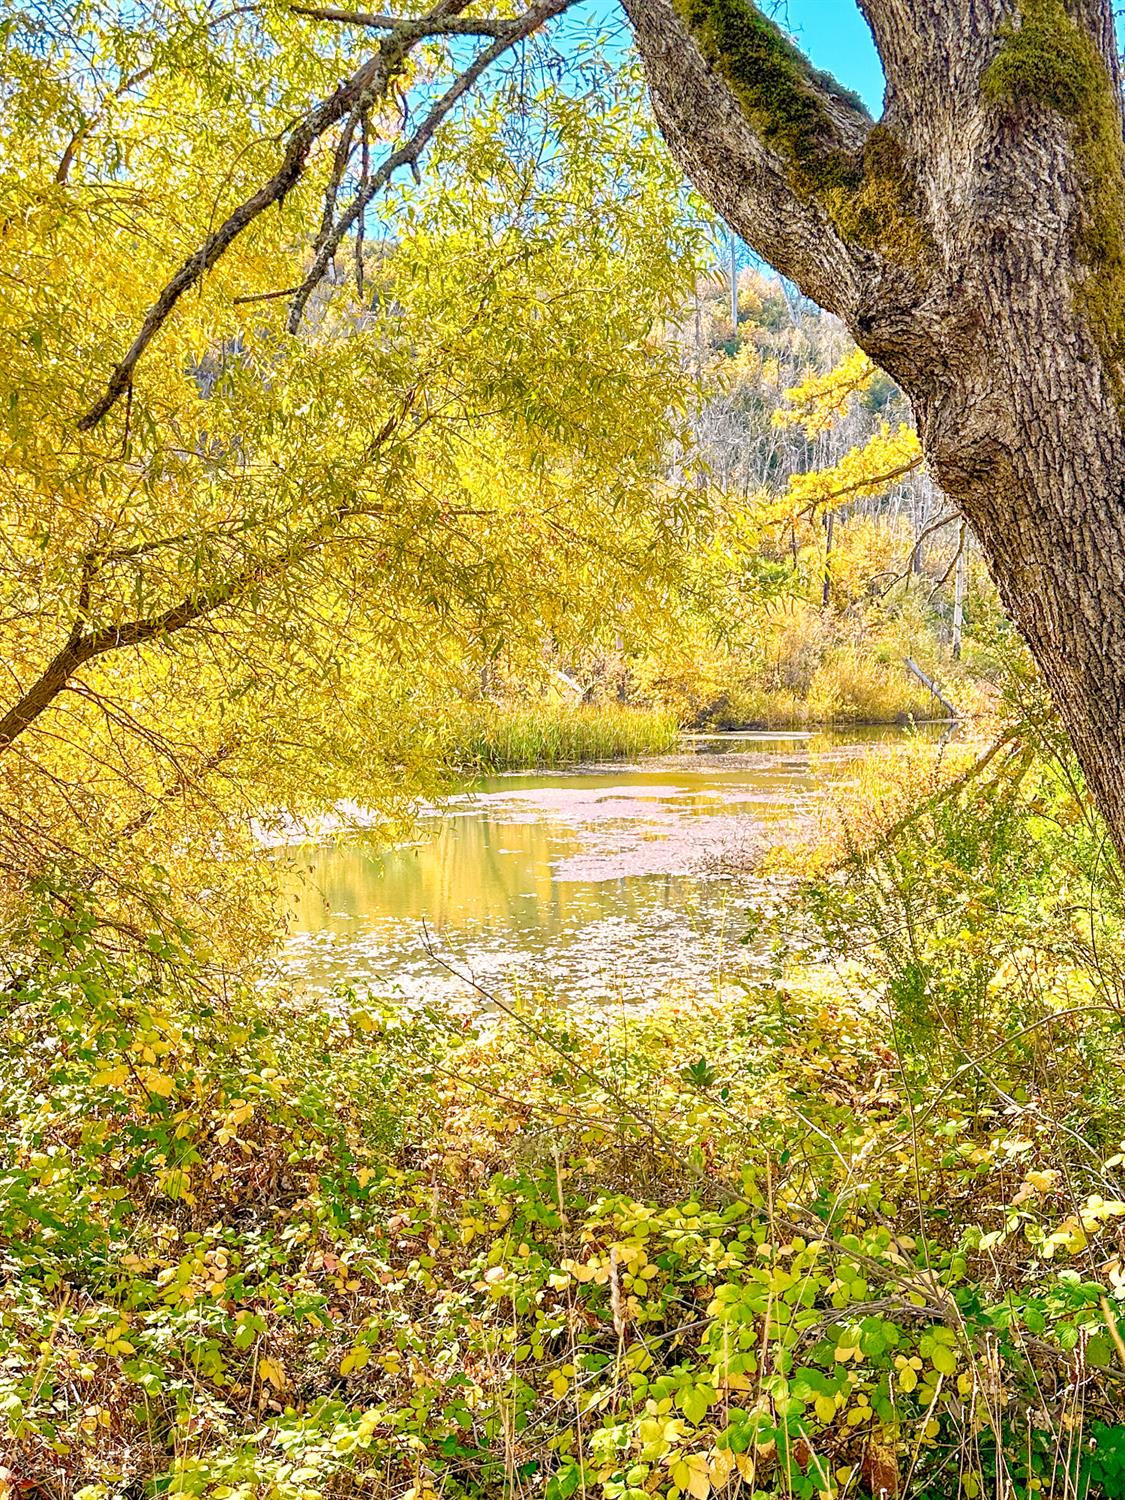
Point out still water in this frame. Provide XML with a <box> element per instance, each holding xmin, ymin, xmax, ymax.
<box><xmin>277</xmin><ymin>728</ymin><xmax>931</xmax><ymax>1004</ymax></box>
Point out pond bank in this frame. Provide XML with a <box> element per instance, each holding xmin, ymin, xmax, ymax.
<box><xmin>442</xmin><ymin>703</ymin><xmax>680</xmax><ymax>772</ymax></box>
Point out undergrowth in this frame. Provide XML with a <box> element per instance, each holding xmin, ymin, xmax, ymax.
<box><xmin>633</xmin><ymin>597</ymin><xmax>970</xmax><ymax>730</ymax></box>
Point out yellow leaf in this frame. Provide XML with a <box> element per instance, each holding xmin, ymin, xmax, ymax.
<box><xmin>709</xmin><ymin>1450</ymin><xmax>734</xmax><ymax>1487</ymax></box>
<box><xmin>687</xmin><ymin>1467</ymin><xmax>710</xmax><ymax>1500</ymax></box>
<box><xmin>91</xmin><ymin>1066</ymin><xmax>130</xmax><ymax>1088</ymax></box>
<box><xmin>672</xmin><ymin>1455</ymin><xmax>710</xmax><ymax>1500</ymax></box>
<box><xmin>155</xmin><ymin>1166</ymin><xmax>193</xmax><ymax>1203</ymax></box>
<box><xmin>787</xmin><ymin>422</ymin><xmax>923</xmax><ymax>514</ymax></box>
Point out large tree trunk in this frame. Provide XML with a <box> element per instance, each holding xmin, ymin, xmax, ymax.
<box><xmin>624</xmin><ymin>0</ymin><xmax>1125</xmax><ymax>855</ymax></box>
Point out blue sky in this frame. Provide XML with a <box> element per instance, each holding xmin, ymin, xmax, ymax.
<box><xmin>781</xmin><ymin>2</ymin><xmax>884</xmax><ymax>113</ymax></box>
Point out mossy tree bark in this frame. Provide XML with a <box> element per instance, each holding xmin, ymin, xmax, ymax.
<box><xmin>625</xmin><ymin>0</ymin><xmax>1125</xmax><ymax>857</ymax></box>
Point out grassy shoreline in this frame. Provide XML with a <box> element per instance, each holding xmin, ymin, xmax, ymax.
<box><xmin>440</xmin><ymin>701</ymin><xmax>964</xmax><ymax>780</ymax></box>
<box><xmin>442</xmin><ymin>702</ymin><xmax>681</xmax><ymax>772</ymax></box>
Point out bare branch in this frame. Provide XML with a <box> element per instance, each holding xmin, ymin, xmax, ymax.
<box><xmin>865</xmin><ymin>508</ymin><xmax>961</xmax><ymax>597</ymax></box>
<box><xmin>314</xmin><ymin>107</ymin><xmax>362</xmax><ymax>262</ymax></box>
<box><xmin>291</xmin><ymin>3</ymin><xmax>511</xmax><ymax>34</ymax></box>
<box><xmin>231</xmin><ymin>283</ymin><xmax>304</xmax><ymax>305</ymax></box>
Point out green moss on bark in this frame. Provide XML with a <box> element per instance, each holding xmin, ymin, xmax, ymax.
<box><xmin>673</xmin><ymin>0</ymin><xmax>861</xmax><ymax>195</ymax></box>
<box><xmin>826</xmin><ymin>124</ymin><xmax>931</xmax><ymax>264</ymax></box>
<box><xmin>674</xmin><ymin>0</ymin><xmax>929</xmax><ymax>265</ymax></box>
<box><xmin>982</xmin><ymin>0</ymin><xmax>1096</xmax><ymax>115</ymax></box>
<box><xmin>984</xmin><ymin>0</ymin><xmax>1125</xmax><ymax>401</ymax></box>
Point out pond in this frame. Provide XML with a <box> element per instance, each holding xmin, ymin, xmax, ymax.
<box><xmin>276</xmin><ymin>726</ymin><xmax>944</xmax><ymax>1005</ymax></box>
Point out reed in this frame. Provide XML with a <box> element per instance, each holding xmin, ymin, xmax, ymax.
<box><xmin>443</xmin><ymin>702</ymin><xmax>680</xmax><ymax>772</ymax></box>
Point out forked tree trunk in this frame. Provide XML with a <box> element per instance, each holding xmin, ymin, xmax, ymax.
<box><xmin>625</xmin><ymin>0</ymin><xmax>1125</xmax><ymax>856</ymax></box>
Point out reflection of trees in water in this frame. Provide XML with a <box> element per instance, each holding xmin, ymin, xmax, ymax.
<box><xmin>280</xmin><ymin>736</ymin><xmax>919</xmax><ymax>995</ymax></box>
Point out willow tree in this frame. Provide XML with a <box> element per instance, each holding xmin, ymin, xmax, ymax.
<box><xmin>0</xmin><ymin>10</ymin><xmax>701</xmax><ymax>955</ymax></box>
<box><xmin>622</xmin><ymin>0</ymin><xmax>1125</xmax><ymax>851</ymax></box>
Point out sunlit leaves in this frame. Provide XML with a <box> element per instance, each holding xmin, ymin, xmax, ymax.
<box><xmin>0</xmin><ymin>12</ymin><xmax>704</xmax><ymax>957</ymax></box>
<box><xmin>774</xmin><ymin>349</ymin><xmax>876</xmax><ymax>438</ymax></box>
<box><xmin>785</xmin><ymin>423</ymin><xmax>923</xmax><ymax>514</ymax></box>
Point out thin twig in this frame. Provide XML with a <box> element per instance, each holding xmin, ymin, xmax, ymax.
<box><xmin>291</xmin><ymin>4</ymin><xmax>512</xmax><ymax>34</ymax></box>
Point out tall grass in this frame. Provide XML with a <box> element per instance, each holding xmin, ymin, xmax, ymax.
<box><xmin>715</xmin><ymin>648</ymin><xmax>939</xmax><ymax>728</ymax></box>
<box><xmin>634</xmin><ymin>599</ymin><xmax>968</xmax><ymax>729</ymax></box>
<box><xmin>443</xmin><ymin>702</ymin><xmax>680</xmax><ymax>772</ymax></box>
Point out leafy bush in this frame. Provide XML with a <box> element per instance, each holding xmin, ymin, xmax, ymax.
<box><xmin>5</xmin><ymin>817</ymin><xmax>1125</xmax><ymax>1499</ymax></box>
<box><xmin>633</xmin><ymin>598</ymin><xmax>953</xmax><ymax>729</ymax></box>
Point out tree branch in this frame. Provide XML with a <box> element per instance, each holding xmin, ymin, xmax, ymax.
<box><xmin>74</xmin><ymin>6</ymin><xmax>468</xmax><ymax>430</ymax></box>
<box><xmin>290</xmin><ymin>3</ymin><xmax>512</xmax><ymax>34</ymax></box>
<box><xmin>622</xmin><ymin>0</ymin><xmax>877</xmax><ymax>320</ymax></box>
<box><xmin>792</xmin><ymin>455</ymin><xmax>923</xmax><ymax>517</ymax></box>
<box><xmin>112</xmin><ymin>744</ymin><xmax>234</xmax><ymax>846</ymax></box>
<box><xmin>3</xmin><ymin>397</ymin><xmax>414</xmax><ymax>747</ymax></box>
<box><xmin>75</xmin><ymin>0</ymin><xmax>571</xmax><ymax>428</ymax></box>
<box><xmin>287</xmin><ymin>0</ymin><xmax>572</xmax><ymax>331</ymax></box>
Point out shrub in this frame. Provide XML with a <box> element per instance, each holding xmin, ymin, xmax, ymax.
<box><xmin>4</xmin><ymin>858</ymin><xmax>1125</xmax><ymax>1498</ymax></box>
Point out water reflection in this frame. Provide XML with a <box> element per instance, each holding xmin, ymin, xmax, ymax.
<box><xmin>276</xmin><ymin>727</ymin><xmax>939</xmax><ymax>1003</ymax></box>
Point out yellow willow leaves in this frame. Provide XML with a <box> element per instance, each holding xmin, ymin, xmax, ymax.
<box><xmin>0</xmin><ymin>38</ymin><xmax>705</xmax><ymax>961</ymax></box>
<box><xmin>787</xmin><ymin>423</ymin><xmax>923</xmax><ymax>515</ymax></box>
